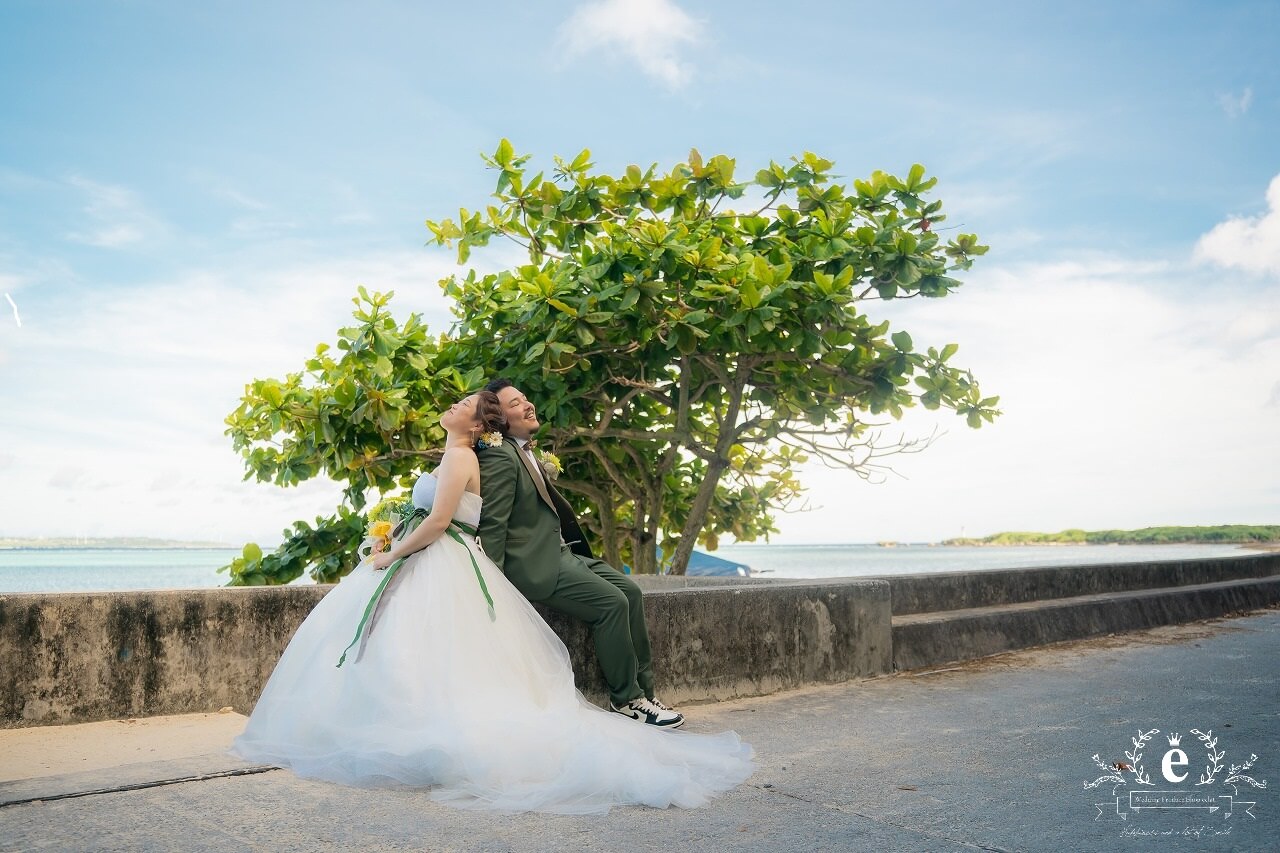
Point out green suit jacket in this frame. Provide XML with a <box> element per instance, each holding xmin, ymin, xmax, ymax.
<box><xmin>477</xmin><ymin>440</ymin><xmax>593</xmax><ymax>601</ymax></box>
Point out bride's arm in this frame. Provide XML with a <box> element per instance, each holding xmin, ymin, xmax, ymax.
<box><xmin>370</xmin><ymin>448</ymin><xmax>476</xmax><ymax>568</ymax></box>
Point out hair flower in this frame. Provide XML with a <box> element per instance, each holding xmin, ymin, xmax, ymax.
<box><xmin>477</xmin><ymin>430</ymin><xmax>504</xmax><ymax>449</ymax></box>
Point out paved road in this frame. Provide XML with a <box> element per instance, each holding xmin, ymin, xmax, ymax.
<box><xmin>2</xmin><ymin>611</ymin><xmax>1277</xmax><ymax>852</ymax></box>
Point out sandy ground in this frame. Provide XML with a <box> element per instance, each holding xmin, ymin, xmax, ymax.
<box><xmin>1243</xmin><ymin>542</ymin><xmax>1280</xmax><ymax>552</ymax></box>
<box><xmin>0</xmin><ymin>710</ymin><xmax>248</xmax><ymax>783</ymax></box>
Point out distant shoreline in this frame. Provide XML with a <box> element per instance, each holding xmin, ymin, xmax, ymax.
<box><xmin>0</xmin><ymin>538</ymin><xmax>233</xmax><ymax>551</ymax></box>
<box><xmin>940</xmin><ymin>524</ymin><xmax>1279</xmax><ymax>548</ymax></box>
<box><xmin>0</xmin><ymin>546</ymin><xmax>237</xmax><ymax>552</ymax></box>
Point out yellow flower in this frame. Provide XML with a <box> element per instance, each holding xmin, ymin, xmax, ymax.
<box><xmin>370</xmin><ymin>520</ymin><xmax>393</xmax><ymax>540</ymax></box>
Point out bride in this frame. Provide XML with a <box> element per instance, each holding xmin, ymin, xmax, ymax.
<box><xmin>232</xmin><ymin>391</ymin><xmax>755</xmax><ymax>814</ymax></box>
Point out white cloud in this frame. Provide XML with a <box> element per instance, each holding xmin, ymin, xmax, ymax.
<box><xmin>558</xmin><ymin>0</ymin><xmax>703</xmax><ymax>89</ymax></box>
<box><xmin>211</xmin><ymin>186</ymin><xmax>269</xmax><ymax>211</ymax></box>
<box><xmin>228</xmin><ymin>216</ymin><xmax>300</xmax><ymax>239</ymax></box>
<box><xmin>1218</xmin><ymin>86</ymin><xmax>1253</xmax><ymax>118</ymax></box>
<box><xmin>64</xmin><ymin>176</ymin><xmax>166</xmax><ymax>248</ymax></box>
<box><xmin>197</xmin><ymin>178</ymin><xmax>298</xmax><ymax>239</ymax></box>
<box><xmin>4</xmin><ymin>240</ymin><xmax>1277</xmax><ymax>548</ymax></box>
<box><xmin>943</xmin><ymin>108</ymin><xmax>1082</xmax><ymax>175</ymax></box>
<box><xmin>765</xmin><ymin>257</ymin><xmax>1280</xmax><ymax>543</ymax></box>
<box><xmin>0</xmin><ymin>250</ymin><xmax>466</xmax><ymax>546</ymax></box>
<box><xmin>1195</xmin><ymin>173</ymin><xmax>1280</xmax><ymax>276</ymax></box>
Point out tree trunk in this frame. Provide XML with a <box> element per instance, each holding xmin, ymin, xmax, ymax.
<box><xmin>626</xmin><ymin>522</ymin><xmax>656</xmax><ymax>574</ymax></box>
<box><xmin>669</xmin><ymin>371</ymin><xmax>746</xmax><ymax>574</ymax></box>
<box><xmin>598</xmin><ymin>489</ymin><xmax>621</xmax><ymax>569</ymax></box>
<box><xmin>669</xmin><ymin>457</ymin><xmax>729</xmax><ymax>574</ymax></box>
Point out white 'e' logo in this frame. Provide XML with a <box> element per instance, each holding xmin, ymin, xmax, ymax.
<box><xmin>1162</xmin><ymin>733</ymin><xmax>1188</xmax><ymax>783</ymax></box>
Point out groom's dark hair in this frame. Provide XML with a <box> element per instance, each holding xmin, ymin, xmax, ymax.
<box><xmin>484</xmin><ymin>378</ymin><xmax>514</xmax><ymax>394</ymax></box>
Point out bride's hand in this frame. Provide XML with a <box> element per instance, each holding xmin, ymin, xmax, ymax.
<box><xmin>369</xmin><ymin>550</ymin><xmax>398</xmax><ymax>571</ymax></box>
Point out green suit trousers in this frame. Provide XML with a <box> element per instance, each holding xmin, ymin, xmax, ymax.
<box><xmin>477</xmin><ymin>440</ymin><xmax>655</xmax><ymax>705</ymax></box>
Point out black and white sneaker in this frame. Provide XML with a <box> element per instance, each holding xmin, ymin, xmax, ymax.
<box><xmin>610</xmin><ymin>696</ymin><xmax>684</xmax><ymax>728</ymax></box>
<box><xmin>648</xmin><ymin>696</ymin><xmax>679</xmax><ymax>714</ymax></box>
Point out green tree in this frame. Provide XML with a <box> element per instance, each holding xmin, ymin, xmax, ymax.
<box><xmin>424</xmin><ymin>142</ymin><xmax>998</xmax><ymax>573</ymax></box>
<box><xmin>220</xmin><ymin>290</ymin><xmax>480</xmax><ymax>584</ymax></box>
<box><xmin>221</xmin><ymin>142</ymin><xmax>999</xmax><ymax>583</ymax></box>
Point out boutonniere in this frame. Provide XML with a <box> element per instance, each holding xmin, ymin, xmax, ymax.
<box><xmin>538</xmin><ymin>450</ymin><xmax>562</xmax><ymax>480</ymax></box>
<box><xmin>476</xmin><ymin>430</ymin><xmax>504</xmax><ymax>449</ymax></box>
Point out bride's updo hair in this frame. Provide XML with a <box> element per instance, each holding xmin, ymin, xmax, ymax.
<box><xmin>473</xmin><ymin>389</ymin><xmax>508</xmax><ymax>436</ymax></box>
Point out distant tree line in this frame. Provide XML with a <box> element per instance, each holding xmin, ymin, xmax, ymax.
<box><xmin>943</xmin><ymin>525</ymin><xmax>1280</xmax><ymax>546</ymax></box>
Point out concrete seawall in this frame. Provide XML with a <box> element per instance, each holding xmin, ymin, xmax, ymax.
<box><xmin>0</xmin><ymin>578</ymin><xmax>892</xmax><ymax>728</ymax></box>
<box><xmin>886</xmin><ymin>552</ymin><xmax>1280</xmax><ymax>670</ymax></box>
<box><xmin>885</xmin><ymin>553</ymin><xmax>1280</xmax><ymax>614</ymax></box>
<box><xmin>2</xmin><ymin>552</ymin><xmax>1278</xmax><ymax>728</ymax></box>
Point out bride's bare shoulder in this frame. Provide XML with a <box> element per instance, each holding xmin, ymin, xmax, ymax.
<box><xmin>442</xmin><ymin>445</ymin><xmax>480</xmax><ymax>469</ymax></box>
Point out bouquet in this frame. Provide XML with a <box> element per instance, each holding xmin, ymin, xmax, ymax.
<box><xmin>358</xmin><ymin>497</ymin><xmax>415</xmax><ymax>560</ymax></box>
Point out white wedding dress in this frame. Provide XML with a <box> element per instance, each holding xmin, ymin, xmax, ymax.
<box><xmin>232</xmin><ymin>475</ymin><xmax>755</xmax><ymax>814</ymax></box>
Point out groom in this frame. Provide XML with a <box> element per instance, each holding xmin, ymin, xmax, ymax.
<box><xmin>475</xmin><ymin>378</ymin><xmax>683</xmax><ymax>728</ymax></box>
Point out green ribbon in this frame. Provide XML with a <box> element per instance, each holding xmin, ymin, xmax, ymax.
<box><xmin>444</xmin><ymin>520</ymin><xmax>496</xmax><ymax>621</ymax></box>
<box><xmin>336</xmin><ymin>512</ymin><xmax>495</xmax><ymax>668</ymax></box>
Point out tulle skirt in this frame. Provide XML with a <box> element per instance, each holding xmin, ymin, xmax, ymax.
<box><xmin>231</xmin><ymin>530</ymin><xmax>755</xmax><ymax>814</ymax></box>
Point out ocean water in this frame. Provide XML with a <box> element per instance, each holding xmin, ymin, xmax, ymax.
<box><xmin>713</xmin><ymin>542</ymin><xmax>1256</xmax><ymax>579</ymax></box>
<box><xmin>0</xmin><ymin>549</ymin><xmax>242</xmax><ymax>593</ymax></box>
<box><xmin>0</xmin><ymin>543</ymin><xmax>1258</xmax><ymax>593</ymax></box>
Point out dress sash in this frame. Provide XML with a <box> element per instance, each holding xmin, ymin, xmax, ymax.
<box><xmin>336</xmin><ymin>509</ymin><xmax>495</xmax><ymax>668</ymax></box>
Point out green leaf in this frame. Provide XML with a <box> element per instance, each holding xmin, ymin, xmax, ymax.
<box><xmin>494</xmin><ymin>138</ymin><xmax>514</xmax><ymax>167</ymax></box>
<box><xmin>755</xmin><ymin>168</ymin><xmax>782</xmax><ymax>188</ymax></box>
<box><xmin>260</xmin><ymin>381</ymin><xmax>283</xmax><ymax>407</ymax></box>
<box><xmin>546</xmin><ymin>298</ymin><xmax>578</xmax><ymax>317</ymax></box>
<box><xmin>891</xmin><ymin>331</ymin><xmax>913</xmax><ymax>351</ymax></box>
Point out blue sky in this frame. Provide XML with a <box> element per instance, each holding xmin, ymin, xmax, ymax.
<box><xmin>1</xmin><ymin>0</ymin><xmax>1277</xmax><ymax>546</ymax></box>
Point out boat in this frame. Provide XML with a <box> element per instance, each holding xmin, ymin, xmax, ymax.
<box><xmin>684</xmin><ymin>550</ymin><xmax>753</xmax><ymax>577</ymax></box>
